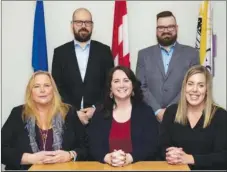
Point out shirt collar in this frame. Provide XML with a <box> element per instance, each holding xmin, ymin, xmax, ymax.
<box><xmin>74</xmin><ymin>39</ymin><xmax>91</xmax><ymax>49</ymax></box>
<box><xmin>159</xmin><ymin>41</ymin><xmax>176</xmax><ymax>52</ymax></box>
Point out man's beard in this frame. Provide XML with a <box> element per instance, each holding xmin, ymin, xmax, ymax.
<box><xmin>74</xmin><ymin>28</ymin><xmax>92</xmax><ymax>42</ymax></box>
<box><xmin>157</xmin><ymin>33</ymin><xmax>177</xmax><ymax>46</ymax></box>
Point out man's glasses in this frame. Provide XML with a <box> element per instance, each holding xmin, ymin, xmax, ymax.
<box><xmin>73</xmin><ymin>20</ymin><xmax>93</xmax><ymax>27</ymax></box>
<box><xmin>156</xmin><ymin>25</ymin><xmax>176</xmax><ymax>32</ymax></box>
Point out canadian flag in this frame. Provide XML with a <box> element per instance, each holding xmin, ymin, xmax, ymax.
<box><xmin>112</xmin><ymin>0</ymin><xmax>130</xmax><ymax>68</ymax></box>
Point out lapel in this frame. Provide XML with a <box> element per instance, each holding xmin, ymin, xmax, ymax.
<box><xmin>62</xmin><ymin>118</ymin><xmax>73</xmax><ymax>149</ymax></box>
<box><xmin>130</xmin><ymin>104</ymin><xmax>142</xmax><ymax>144</ymax></box>
<box><xmin>154</xmin><ymin>45</ymin><xmax>166</xmax><ymax>78</ymax></box>
<box><xmin>100</xmin><ymin>113</ymin><xmax>113</xmax><ymax>152</ymax></box>
<box><xmin>104</xmin><ymin>113</ymin><xmax>113</xmax><ymax>136</ymax></box>
<box><xmin>83</xmin><ymin>40</ymin><xmax>95</xmax><ymax>85</ymax></box>
<box><xmin>165</xmin><ymin>42</ymin><xmax>181</xmax><ymax>78</ymax></box>
<box><xmin>69</xmin><ymin>41</ymin><xmax>83</xmax><ymax>83</ymax></box>
<box><xmin>25</xmin><ymin>125</ymin><xmax>33</xmax><ymax>153</ymax></box>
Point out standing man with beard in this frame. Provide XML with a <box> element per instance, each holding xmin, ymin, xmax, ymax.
<box><xmin>52</xmin><ymin>8</ymin><xmax>114</xmax><ymax>125</ymax></box>
<box><xmin>136</xmin><ymin>11</ymin><xmax>199</xmax><ymax>122</ymax></box>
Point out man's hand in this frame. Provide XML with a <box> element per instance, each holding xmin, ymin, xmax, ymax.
<box><xmin>156</xmin><ymin>108</ymin><xmax>166</xmax><ymax>122</ymax></box>
<box><xmin>80</xmin><ymin>107</ymin><xmax>95</xmax><ymax>120</ymax></box>
<box><xmin>77</xmin><ymin>110</ymin><xmax>89</xmax><ymax>125</ymax></box>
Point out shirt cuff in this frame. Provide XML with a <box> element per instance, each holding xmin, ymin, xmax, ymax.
<box><xmin>92</xmin><ymin>105</ymin><xmax>96</xmax><ymax>109</ymax></box>
<box><xmin>155</xmin><ymin>109</ymin><xmax>161</xmax><ymax>116</ymax></box>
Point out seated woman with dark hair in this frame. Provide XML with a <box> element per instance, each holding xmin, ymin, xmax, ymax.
<box><xmin>1</xmin><ymin>71</ymin><xmax>88</xmax><ymax>170</ymax></box>
<box><xmin>87</xmin><ymin>66</ymin><xmax>159</xmax><ymax>167</ymax></box>
<box><xmin>159</xmin><ymin>65</ymin><xmax>227</xmax><ymax>170</ymax></box>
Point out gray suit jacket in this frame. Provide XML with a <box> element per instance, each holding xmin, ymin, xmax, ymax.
<box><xmin>136</xmin><ymin>42</ymin><xmax>199</xmax><ymax>113</ymax></box>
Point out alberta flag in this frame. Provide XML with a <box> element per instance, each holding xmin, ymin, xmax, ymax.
<box><xmin>195</xmin><ymin>1</ymin><xmax>216</xmax><ymax>76</ymax></box>
<box><xmin>32</xmin><ymin>0</ymin><xmax>48</xmax><ymax>72</ymax></box>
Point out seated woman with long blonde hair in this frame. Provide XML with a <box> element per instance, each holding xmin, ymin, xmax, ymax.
<box><xmin>1</xmin><ymin>71</ymin><xmax>88</xmax><ymax>170</ymax></box>
<box><xmin>159</xmin><ymin>65</ymin><xmax>227</xmax><ymax>170</ymax></box>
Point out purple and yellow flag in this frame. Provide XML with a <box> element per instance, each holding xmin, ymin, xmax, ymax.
<box><xmin>195</xmin><ymin>1</ymin><xmax>216</xmax><ymax>76</ymax></box>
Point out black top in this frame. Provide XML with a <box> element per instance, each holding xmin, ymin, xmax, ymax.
<box><xmin>52</xmin><ymin>40</ymin><xmax>114</xmax><ymax>109</ymax></box>
<box><xmin>159</xmin><ymin>104</ymin><xmax>227</xmax><ymax>170</ymax></box>
<box><xmin>1</xmin><ymin>105</ymin><xmax>88</xmax><ymax>170</ymax></box>
<box><xmin>87</xmin><ymin>102</ymin><xmax>159</xmax><ymax>163</ymax></box>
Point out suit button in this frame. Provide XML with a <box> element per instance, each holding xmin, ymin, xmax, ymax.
<box><xmin>164</xmin><ymin>89</ymin><xmax>168</xmax><ymax>92</ymax></box>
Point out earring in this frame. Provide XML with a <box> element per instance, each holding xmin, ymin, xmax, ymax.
<box><xmin>110</xmin><ymin>92</ymin><xmax>113</xmax><ymax>99</ymax></box>
<box><xmin>131</xmin><ymin>91</ymin><xmax>135</xmax><ymax>97</ymax></box>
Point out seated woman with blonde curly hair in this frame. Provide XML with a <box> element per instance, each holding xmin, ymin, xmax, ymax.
<box><xmin>2</xmin><ymin>71</ymin><xmax>88</xmax><ymax>170</ymax></box>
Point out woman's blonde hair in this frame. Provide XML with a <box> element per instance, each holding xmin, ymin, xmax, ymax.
<box><xmin>22</xmin><ymin>71</ymin><xmax>69</xmax><ymax>127</ymax></box>
<box><xmin>175</xmin><ymin>65</ymin><xmax>217</xmax><ymax>128</ymax></box>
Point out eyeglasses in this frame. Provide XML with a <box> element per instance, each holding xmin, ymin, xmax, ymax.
<box><xmin>73</xmin><ymin>20</ymin><xmax>93</xmax><ymax>27</ymax></box>
<box><xmin>156</xmin><ymin>25</ymin><xmax>176</xmax><ymax>32</ymax></box>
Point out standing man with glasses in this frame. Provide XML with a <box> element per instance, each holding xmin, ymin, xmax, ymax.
<box><xmin>52</xmin><ymin>8</ymin><xmax>114</xmax><ymax>125</ymax></box>
<box><xmin>136</xmin><ymin>11</ymin><xmax>199</xmax><ymax>122</ymax></box>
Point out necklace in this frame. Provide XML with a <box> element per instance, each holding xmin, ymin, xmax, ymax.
<box><xmin>39</xmin><ymin>128</ymin><xmax>48</xmax><ymax>151</ymax></box>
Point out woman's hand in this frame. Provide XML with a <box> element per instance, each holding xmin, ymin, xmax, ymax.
<box><xmin>104</xmin><ymin>150</ymin><xmax>133</xmax><ymax>167</ymax></box>
<box><xmin>166</xmin><ymin>147</ymin><xmax>194</xmax><ymax>165</ymax></box>
<box><xmin>42</xmin><ymin>150</ymin><xmax>72</xmax><ymax>164</ymax></box>
<box><xmin>21</xmin><ymin>151</ymin><xmax>55</xmax><ymax>165</ymax></box>
<box><xmin>111</xmin><ymin>150</ymin><xmax>126</xmax><ymax>167</ymax></box>
<box><xmin>124</xmin><ymin>153</ymin><xmax>133</xmax><ymax>166</ymax></box>
<box><xmin>177</xmin><ymin>151</ymin><xmax>195</xmax><ymax>165</ymax></box>
<box><xmin>166</xmin><ymin>147</ymin><xmax>182</xmax><ymax>164</ymax></box>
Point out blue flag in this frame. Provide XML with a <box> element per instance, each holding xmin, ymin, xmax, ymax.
<box><xmin>32</xmin><ymin>1</ymin><xmax>48</xmax><ymax>72</ymax></box>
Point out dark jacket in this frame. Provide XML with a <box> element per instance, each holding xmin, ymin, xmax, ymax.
<box><xmin>1</xmin><ymin>105</ymin><xmax>88</xmax><ymax>170</ymax></box>
<box><xmin>52</xmin><ymin>40</ymin><xmax>114</xmax><ymax>110</ymax></box>
<box><xmin>87</xmin><ymin>102</ymin><xmax>159</xmax><ymax>163</ymax></box>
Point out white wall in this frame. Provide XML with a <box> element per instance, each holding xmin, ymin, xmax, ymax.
<box><xmin>1</xmin><ymin>1</ymin><xmax>226</xmax><ymax>125</ymax></box>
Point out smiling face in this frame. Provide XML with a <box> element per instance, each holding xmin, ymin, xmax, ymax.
<box><xmin>156</xmin><ymin>16</ymin><xmax>178</xmax><ymax>46</ymax></box>
<box><xmin>31</xmin><ymin>74</ymin><xmax>54</xmax><ymax>106</ymax></box>
<box><xmin>110</xmin><ymin>69</ymin><xmax>133</xmax><ymax>101</ymax></box>
<box><xmin>185</xmin><ymin>73</ymin><xmax>207</xmax><ymax>107</ymax></box>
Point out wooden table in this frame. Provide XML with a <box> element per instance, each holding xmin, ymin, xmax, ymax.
<box><xmin>29</xmin><ymin>161</ymin><xmax>190</xmax><ymax>171</ymax></box>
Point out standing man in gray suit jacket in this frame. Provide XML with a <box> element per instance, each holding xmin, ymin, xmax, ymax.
<box><xmin>136</xmin><ymin>11</ymin><xmax>199</xmax><ymax>122</ymax></box>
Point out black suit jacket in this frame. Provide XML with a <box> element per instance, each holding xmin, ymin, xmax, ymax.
<box><xmin>52</xmin><ymin>40</ymin><xmax>114</xmax><ymax>109</ymax></box>
<box><xmin>87</xmin><ymin>102</ymin><xmax>159</xmax><ymax>163</ymax></box>
<box><xmin>1</xmin><ymin>105</ymin><xmax>88</xmax><ymax>170</ymax></box>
